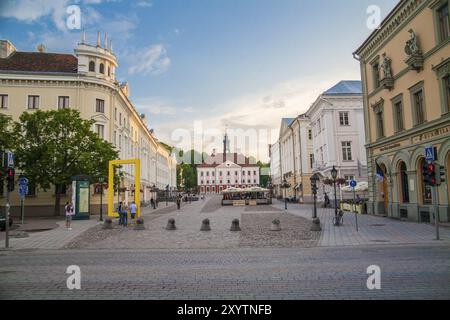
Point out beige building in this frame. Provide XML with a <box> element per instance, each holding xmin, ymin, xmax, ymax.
<box><xmin>354</xmin><ymin>0</ymin><xmax>450</xmax><ymax>222</ymax></box>
<box><xmin>0</xmin><ymin>34</ymin><xmax>177</xmax><ymax>217</ymax></box>
<box><xmin>278</xmin><ymin>116</ymin><xmax>313</xmax><ymax>202</ymax></box>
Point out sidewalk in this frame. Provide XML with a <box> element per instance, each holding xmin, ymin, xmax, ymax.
<box><xmin>272</xmin><ymin>200</ymin><xmax>450</xmax><ymax>247</ymax></box>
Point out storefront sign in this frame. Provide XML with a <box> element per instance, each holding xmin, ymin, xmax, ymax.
<box><xmin>413</xmin><ymin>125</ymin><xmax>450</xmax><ymax>144</ymax></box>
<box><xmin>233</xmin><ymin>200</ymin><xmax>246</xmax><ymax>206</ymax></box>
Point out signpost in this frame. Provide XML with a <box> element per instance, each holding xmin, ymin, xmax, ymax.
<box><xmin>3</xmin><ymin>151</ymin><xmax>14</xmax><ymax>249</ymax></box>
<box><xmin>350</xmin><ymin>180</ymin><xmax>359</xmax><ymax>232</ymax></box>
<box><xmin>18</xmin><ymin>175</ymin><xmax>28</xmax><ymax>225</ymax></box>
<box><xmin>425</xmin><ymin>146</ymin><xmax>440</xmax><ymax>240</ymax></box>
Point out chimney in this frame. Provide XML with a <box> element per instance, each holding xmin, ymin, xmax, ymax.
<box><xmin>0</xmin><ymin>40</ymin><xmax>16</xmax><ymax>58</ymax></box>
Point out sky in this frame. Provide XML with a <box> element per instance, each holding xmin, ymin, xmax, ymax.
<box><xmin>0</xmin><ymin>0</ymin><xmax>398</xmax><ymax>161</ymax></box>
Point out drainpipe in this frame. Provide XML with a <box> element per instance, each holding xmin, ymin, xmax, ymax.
<box><xmin>289</xmin><ymin>126</ymin><xmax>297</xmax><ymax>200</ymax></box>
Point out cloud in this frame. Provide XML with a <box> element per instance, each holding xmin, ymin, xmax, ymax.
<box><xmin>135</xmin><ymin>98</ymin><xmax>196</xmax><ymax>116</ymax></box>
<box><xmin>135</xmin><ymin>1</ymin><xmax>153</xmax><ymax>8</ymax></box>
<box><xmin>128</xmin><ymin>45</ymin><xmax>171</xmax><ymax>76</ymax></box>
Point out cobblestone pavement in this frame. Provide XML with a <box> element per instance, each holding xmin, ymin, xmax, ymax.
<box><xmin>272</xmin><ymin>201</ymin><xmax>450</xmax><ymax>246</ymax></box>
<box><xmin>0</xmin><ymin>244</ymin><xmax>449</xmax><ymax>300</ymax></box>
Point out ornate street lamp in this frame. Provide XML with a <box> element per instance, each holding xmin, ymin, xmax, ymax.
<box><xmin>99</xmin><ymin>177</ymin><xmax>104</xmax><ymax>222</ymax></box>
<box><xmin>281</xmin><ymin>179</ymin><xmax>291</xmax><ymax>210</ymax></box>
<box><xmin>331</xmin><ymin>166</ymin><xmax>338</xmax><ymax>221</ymax></box>
<box><xmin>310</xmin><ymin>174</ymin><xmax>320</xmax><ymax>219</ymax></box>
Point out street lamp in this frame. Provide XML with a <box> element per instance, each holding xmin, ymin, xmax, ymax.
<box><xmin>99</xmin><ymin>177</ymin><xmax>104</xmax><ymax>222</ymax></box>
<box><xmin>310</xmin><ymin>174</ymin><xmax>319</xmax><ymax>219</ymax></box>
<box><xmin>281</xmin><ymin>179</ymin><xmax>290</xmax><ymax>210</ymax></box>
<box><xmin>331</xmin><ymin>166</ymin><xmax>338</xmax><ymax>221</ymax></box>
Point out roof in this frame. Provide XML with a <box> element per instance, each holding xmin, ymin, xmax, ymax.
<box><xmin>282</xmin><ymin>118</ymin><xmax>295</xmax><ymax>127</ymax></box>
<box><xmin>323</xmin><ymin>80</ymin><xmax>362</xmax><ymax>96</ymax></box>
<box><xmin>0</xmin><ymin>51</ymin><xmax>78</xmax><ymax>73</ymax></box>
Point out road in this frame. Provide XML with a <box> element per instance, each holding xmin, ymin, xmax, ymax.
<box><xmin>1</xmin><ymin>244</ymin><xmax>449</xmax><ymax>300</ymax></box>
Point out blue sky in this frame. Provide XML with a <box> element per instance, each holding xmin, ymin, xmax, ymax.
<box><xmin>0</xmin><ymin>0</ymin><xmax>398</xmax><ymax>160</ymax></box>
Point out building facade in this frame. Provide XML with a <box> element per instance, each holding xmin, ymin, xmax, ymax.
<box><xmin>269</xmin><ymin>140</ymin><xmax>281</xmax><ymax>198</ymax></box>
<box><xmin>354</xmin><ymin>0</ymin><xmax>450</xmax><ymax>222</ymax></box>
<box><xmin>196</xmin><ymin>135</ymin><xmax>260</xmax><ymax>194</ymax></box>
<box><xmin>305</xmin><ymin>81</ymin><xmax>367</xmax><ymax>202</ymax></box>
<box><xmin>0</xmin><ymin>35</ymin><xmax>177</xmax><ymax>216</ymax></box>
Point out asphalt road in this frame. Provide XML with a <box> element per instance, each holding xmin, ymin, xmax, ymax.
<box><xmin>0</xmin><ymin>244</ymin><xmax>449</xmax><ymax>300</ymax></box>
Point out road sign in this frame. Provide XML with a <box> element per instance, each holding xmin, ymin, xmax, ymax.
<box><xmin>7</xmin><ymin>152</ymin><xmax>14</xmax><ymax>167</ymax></box>
<box><xmin>19</xmin><ymin>177</ymin><xmax>29</xmax><ymax>186</ymax></box>
<box><xmin>425</xmin><ymin>146</ymin><xmax>434</xmax><ymax>163</ymax></box>
<box><xmin>350</xmin><ymin>180</ymin><xmax>357</xmax><ymax>188</ymax></box>
<box><xmin>19</xmin><ymin>185</ymin><xmax>28</xmax><ymax>198</ymax></box>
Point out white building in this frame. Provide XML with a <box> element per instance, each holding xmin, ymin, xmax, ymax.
<box><xmin>305</xmin><ymin>80</ymin><xmax>367</xmax><ymax>201</ymax></box>
<box><xmin>269</xmin><ymin>140</ymin><xmax>281</xmax><ymax>198</ymax></box>
<box><xmin>197</xmin><ymin>134</ymin><xmax>260</xmax><ymax>194</ymax></box>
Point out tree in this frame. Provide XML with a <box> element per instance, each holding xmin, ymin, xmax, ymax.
<box><xmin>14</xmin><ymin>109</ymin><xmax>119</xmax><ymax>216</ymax></box>
<box><xmin>0</xmin><ymin>114</ymin><xmax>15</xmax><ymax>154</ymax></box>
<box><xmin>257</xmin><ymin>161</ymin><xmax>270</xmax><ymax>187</ymax></box>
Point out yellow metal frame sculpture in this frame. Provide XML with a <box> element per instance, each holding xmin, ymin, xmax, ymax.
<box><xmin>108</xmin><ymin>159</ymin><xmax>140</xmax><ymax>218</ymax></box>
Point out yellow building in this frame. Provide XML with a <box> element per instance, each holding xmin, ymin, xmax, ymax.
<box><xmin>354</xmin><ymin>0</ymin><xmax>450</xmax><ymax>222</ymax></box>
<box><xmin>0</xmin><ymin>34</ymin><xmax>177</xmax><ymax>217</ymax></box>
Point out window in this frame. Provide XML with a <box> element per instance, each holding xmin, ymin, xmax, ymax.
<box><xmin>310</xmin><ymin>154</ymin><xmax>314</xmax><ymax>169</ymax></box>
<box><xmin>212</xmin><ymin>171</ymin><xmax>215</xmax><ymax>177</ymax></box>
<box><xmin>413</xmin><ymin>89</ymin><xmax>425</xmax><ymax>125</ymax></box>
<box><xmin>99</xmin><ymin>63</ymin><xmax>105</xmax><ymax>74</ymax></box>
<box><xmin>235</xmin><ymin>171</ymin><xmax>238</xmax><ymax>176</ymax></box>
<box><xmin>206</xmin><ymin>172</ymin><xmax>209</xmax><ymax>176</ymax></box>
<box><xmin>58</xmin><ymin>96</ymin><xmax>69</xmax><ymax>109</ymax></box>
<box><xmin>95</xmin><ymin>124</ymin><xmax>104</xmax><ymax>139</ymax></box>
<box><xmin>201</xmin><ymin>172</ymin><xmax>204</xmax><ymax>177</ymax></box>
<box><xmin>248</xmin><ymin>171</ymin><xmax>251</xmax><ymax>175</ymax></box>
<box><xmin>27</xmin><ymin>95</ymin><xmax>39</xmax><ymax>109</ymax></box>
<box><xmin>113</xmin><ymin>130</ymin><xmax>117</xmax><ymax>145</ymax></box>
<box><xmin>114</xmin><ymin>107</ymin><xmax>117</xmax><ymax>121</ymax></box>
<box><xmin>96</xmin><ymin>99</ymin><xmax>105</xmax><ymax>113</ymax></box>
<box><xmin>399</xmin><ymin>162</ymin><xmax>410</xmax><ymax>204</ymax></box>
<box><xmin>339</xmin><ymin>112</ymin><xmax>349</xmax><ymax>126</ymax></box>
<box><xmin>373</xmin><ymin>62</ymin><xmax>380</xmax><ymax>89</ymax></box>
<box><xmin>438</xmin><ymin>3</ymin><xmax>449</xmax><ymax>42</ymax></box>
<box><xmin>344</xmin><ymin>175</ymin><xmax>355</xmax><ymax>184</ymax></box>
<box><xmin>0</xmin><ymin>94</ymin><xmax>8</xmax><ymax>109</ymax></box>
<box><xmin>308</xmin><ymin>129</ymin><xmax>312</xmax><ymax>140</ymax></box>
<box><xmin>373</xmin><ymin>101</ymin><xmax>384</xmax><ymax>139</ymax></box>
<box><xmin>445</xmin><ymin>75</ymin><xmax>450</xmax><ymax>113</ymax></box>
<box><xmin>342</xmin><ymin>141</ymin><xmax>352</xmax><ymax>161</ymax></box>
<box><xmin>219</xmin><ymin>171</ymin><xmax>222</xmax><ymax>176</ymax></box>
<box><xmin>119</xmin><ymin>113</ymin><xmax>122</xmax><ymax>125</ymax></box>
<box><xmin>89</xmin><ymin>61</ymin><xmax>95</xmax><ymax>72</ymax></box>
<box><xmin>253</xmin><ymin>170</ymin><xmax>257</xmax><ymax>175</ymax></box>
<box><xmin>392</xmin><ymin>94</ymin><xmax>404</xmax><ymax>133</ymax></box>
<box><xmin>242</xmin><ymin>171</ymin><xmax>245</xmax><ymax>176</ymax></box>
<box><xmin>227</xmin><ymin>172</ymin><xmax>230</xmax><ymax>176</ymax></box>
<box><xmin>254</xmin><ymin>179</ymin><xmax>256</xmax><ymax>184</ymax></box>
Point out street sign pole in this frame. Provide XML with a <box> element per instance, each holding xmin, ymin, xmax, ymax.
<box><xmin>5</xmin><ymin>189</ymin><xmax>10</xmax><ymax>249</ymax></box>
<box><xmin>432</xmin><ymin>185</ymin><xmax>440</xmax><ymax>241</ymax></box>
<box><xmin>353</xmin><ymin>188</ymin><xmax>358</xmax><ymax>232</ymax></box>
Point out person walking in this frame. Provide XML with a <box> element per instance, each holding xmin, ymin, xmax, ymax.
<box><xmin>118</xmin><ymin>201</ymin><xmax>123</xmax><ymax>225</ymax></box>
<box><xmin>150</xmin><ymin>198</ymin><xmax>155</xmax><ymax>209</ymax></box>
<box><xmin>65</xmin><ymin>201</ymin><xmax>74</xmax><ymax>230</ymax></box>
<box><xmin>176</xmin><ymin>196</ymin><xmax>181</xmax><ymax>210</ymax></box>
<box><xmin>129</xmin><ymin>202</ymin><xmax>137</xmax><ymax>224</ymax></box>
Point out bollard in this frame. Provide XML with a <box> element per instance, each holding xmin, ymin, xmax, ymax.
<box><xmin>166</xmin><ymin>218</ymin><xmax>176</xmax><ymax>231</ymax></box>
<box><xmin>230</xmin><ymin>219</ymin><xmax>241</xmax><ymax>232</ymax></box>
<box><xmin>103</xmin><ymin>218</ymin><xmax>113</xmax><ymax>230</ymax></box>
<box><xmin>270</xmin><ymin>219</ymin><xmax>281</xmax><ymax>231</ymax></box>
<box><xmin>310</xmin><ymin>217</ymin><xmax>322</xmax><ymax>231</ymax></box>
<box><xmin>134</xmin><ymin>218</ymin><xmax>145</xmax><ymax>230</ymax></box>
<box><xmin>200</xmin><ymin>218</ymin><xmax>211</xmax><ymax>231</ymax></box>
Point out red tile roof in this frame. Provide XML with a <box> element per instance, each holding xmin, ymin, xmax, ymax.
<box><xmin>0</xmin><ymin>51</ymin><xmax>78</xmax><ymax>73</ymax></box>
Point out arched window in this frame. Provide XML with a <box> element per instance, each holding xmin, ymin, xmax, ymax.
<box><xmin>398</xmin><ymin>161</ymin><xmax>409</xmax><ymax>203</ymax></box>
<box><xmin>418</xmin><ymin>158</ymin><xmax>432</xmax><ymax>205</ymax></box>
<box><xmin>99</xmin><ymin>63</ymin><xmax>105</xmax><ymax>74</ymax></box>
<box><xmin>89</xmin><ymin>61</ymin><xmax>95</xmax><ymax>72</ymax></box>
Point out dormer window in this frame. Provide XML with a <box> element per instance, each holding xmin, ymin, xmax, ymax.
<box><xmin>99</xmin><ymin>63</ymin><xmax>105</xmax><ymax>74</ymax></box>
<box><xmin>89</xmin><ymin>61</ymin><xmax>95</xmax><ymax>72</ymax></box>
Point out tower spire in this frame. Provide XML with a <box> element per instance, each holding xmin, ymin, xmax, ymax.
<box><xmin>96</xmin><ymin>31</ymin><xmax>100</xmax><ymax>46</ymax></box>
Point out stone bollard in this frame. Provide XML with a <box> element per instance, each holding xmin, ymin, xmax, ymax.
<box><xmin>103</xmin><ymin>218</ymin><xmax>113</xmax><ymax>230</ymax></box>
<box><xmin>230</xmin><ymin>219</ymin><xmax>241</xmax><ymax>232</ymax></box>
<box><xmin>200</xmin><ymin>219</ymin><xmax>211</xmax><ymax>231</ymax></box>
<box><xmin>166</xmin><ymin>218</ymin><xmax>176</xmax><ymax>231</ymax></box>
<box><xmin>270</xmin><ymin>219</ymin><xmax>281</xmax><ymax>231</ymax></box>
<box><xmin>310</xmin><ymin>217</ymin><xmax>322</xmax><ymax>231</ymax></box>
<box><xmin>134</xmin><ymin>218</ymin><xmax>145</xmax><ymax>230</ymax></box>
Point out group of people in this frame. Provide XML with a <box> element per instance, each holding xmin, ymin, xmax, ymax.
<box><xmin>117</xmin><ymin>201</ymin><xmax>137</xmax><ymax>226</ymax></box>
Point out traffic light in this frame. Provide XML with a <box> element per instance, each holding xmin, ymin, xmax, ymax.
<box><xmin>6</xmin><ymin>167</ymin><xmax>15</xmax><ymax>192</ymax></box>
<box><xmin>423</xmin><ymin>162</ymin><xmax>437</xmax><ymax>187</ymax></box>
<box><xmin>436</xmin><ymin>165</ymin><xmax>446</xmax><ymax>186</ymax></box>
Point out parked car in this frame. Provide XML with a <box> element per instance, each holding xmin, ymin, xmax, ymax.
<box><xmin>0</xmin><ymin>215</ymin><xmax>13</xmax><ymax>231</ymax></box>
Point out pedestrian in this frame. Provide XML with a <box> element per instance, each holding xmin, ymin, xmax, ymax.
<box><xmin>118</xmin><ymin>201</ymin><xmax>124</xmax><ymax>225</ymax></box>
<box><xmin>123</xmin><ymin>203</ymin><xmax>129</xmax><ymax>226</ymax></box>
<box><xmin>150</xmin><ymin>198</ymin><xmax>155</xmax><ymax>209</ymax></box>
<box><xmin>129</xmin><ymin>202</ymin><xmax>137</xmax><ymax>224</ymax></box>
<box><xmin>176</xmin><ymin>196</ymin><xmax>181</xmax><ymax>210</ymax></box>
<box><xmin>65</xmin><ymin>201</ymin><xmax>74</xmax><ymax>230</ymax></box>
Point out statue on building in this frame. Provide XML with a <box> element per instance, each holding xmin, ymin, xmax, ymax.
<box><xmin>405</xmin><ymin>29</ymin><xmax>420</xmax><ymax>56</ymax></box>
<box><xmin>380</xmin><ymin>53</ymin><xmax>392</xmax><ymax>79</ymax></box>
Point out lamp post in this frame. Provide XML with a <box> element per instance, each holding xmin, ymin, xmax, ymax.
<box><xmin>99</xmin><ymin>177</ymin><xmax>104</xmax><ymax>221</ymax></box>
<box><xmin>331</xmin><ymin>166</ymin><xmax>338</xmax><ymax>220</ymax></box>
<box><xmin>281</xmin><ymin>179</ymin><xmax>290</xmax><ymax>210</ymax></box>
<box><xmin>310</xmin><ymin>174</ymin><xmax>319</xmax><ymax>219</ymax></box>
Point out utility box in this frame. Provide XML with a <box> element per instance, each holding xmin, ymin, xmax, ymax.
<box><xmin>71</xmin><ymin>175</ymin><xmax>91</xmax><ymax>220</ymax></box>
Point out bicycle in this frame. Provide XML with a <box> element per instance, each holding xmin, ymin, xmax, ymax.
<box><xmin>332</xmin><ymin>210</ymin><xmax>344</xmax><ymax>226</ymax></box>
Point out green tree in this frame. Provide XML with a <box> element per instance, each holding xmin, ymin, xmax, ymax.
<box><xmin>257</xmin><ymin>161</ymin><xmax>270</xmax><ymax>188</ymax></box>
<box><xmin>0</xmin><ymin>114</ymin><xmax>15</xmax><ymax>154</ymax></box>
<box><xmin>14</xmin><ymin>109</ymin><xmax>119</xmax><ymax>216</ymax></box>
